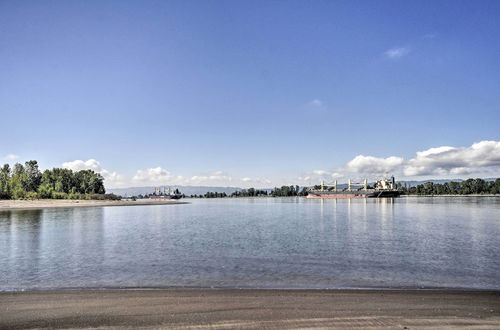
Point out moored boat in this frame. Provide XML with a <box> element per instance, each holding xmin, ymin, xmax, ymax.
<box><xmin>148</xmin><ymin>187</ymin><xmax>183</xmax><ymax>200</ymax></box>
<box><xmin>307</xmin><ymin>177</ymin><xmax>401</xmax><ymax>199</ymax></box>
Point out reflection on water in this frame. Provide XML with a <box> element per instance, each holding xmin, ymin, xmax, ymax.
<box><xmin>0</xmin><ymin>197</ymin><xmax>499</xmax><ymax>290</ymax></box>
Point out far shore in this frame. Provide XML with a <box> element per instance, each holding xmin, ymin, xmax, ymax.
<box><xmin>0</xmin><ymin>199</ymin><xmax>188</xmax><ymax>211</ymax></box>
<box><xmin>1</xmin><ymin>289</ymin><xmax>499</xmax><ymax>329</ymax></box>
<box><xmin>402</xmin><ymin>194</ymin><xmax>500</xmax><ymax>197</ymax></box>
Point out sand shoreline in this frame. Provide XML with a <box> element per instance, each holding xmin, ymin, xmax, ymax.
<box><xmin>1</xmin><ymin>289</ymin><xmax>499</xmax><ymax>329</ymax></box>
<box><xmin>0</xmin><ymin>199</ymin><xmax>188</xmax><ymax>211</ymax></box>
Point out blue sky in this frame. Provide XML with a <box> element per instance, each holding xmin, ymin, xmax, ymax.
<box><xmin>1</xmin><ymin>0</ymin><xmax>499</xmax><ymax>188</ymax></box>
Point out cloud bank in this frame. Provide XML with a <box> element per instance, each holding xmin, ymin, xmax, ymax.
<box><xmin>345</xmin><ymin>155</ymin><xmax>404</xmax><ymax>174</ymax></box>
<box><xmin>404</xmin><ymin>141</ymin><xmax>500</xmax><ymax>176</ymax></box>
<box><xmin>61</xmin><ymin>161</ymin><xmax>238</xmax><ymax>188</ymax></box>
<box><xmin>132</xmin><ymin>167</ymin><xmax>182</xmax><ymax>185</ymax></box>
<box><xmin>62</xmin><ymin>159</ymin><xmax>125</xmax><ymax>187</ymax></box>
<box><xmin>299</xmin><ymin>140</ymin><xmax>500</xmax><ymax>184</ymax></box>
<box><xmin>62</xmin><ymin>159</ymin><xmax>102</xmax><ymax>172</ymax></box>
<box><xmin>60</xmin><ymin>140</ymin><xmax>500</xmax><ymax>189</ymax></box>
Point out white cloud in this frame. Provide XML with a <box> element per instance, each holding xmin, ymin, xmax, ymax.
<box><xmin>239</xmin><ymin>177</ymin><xmax>272</xmax><ymax>186</ymax></box>
<box><xmin>312</xmin><ymin>170</ymin><xmax>343</xmax><ymax>179</ymax></box>
<box><xmin>301</xmin><ymin>140</ymin><xmax>500</xmax><ymax>183</ymax></box>
<box><xmin>132</xmin><ymin>167</ymin><xmax>181</xmax><ymax>185</ymax></box>
<box><xmin>62</xmin><ymin>159</ymin><xmax>127</xmax><ymax>188</ymax></box>
<box><xmin>189</xmin><ymin>171</ymin><xmax>232</xmax><ymax>185</ymax></box>
<box><xmin>298</xmin><ymin>170</ymin><xmax>344</xmax><ymax>185</ymax></box>
<box><xmin>63</xmin><ymin>159</ymin><xmax>103</xmax><ymax>172</ymax></box>
<box><xmin>344</xmin><ymin>155</ymin><xmax>404</xmax><ymax>174</ymax></box>
<box><xmin>384</xmin><ymin>47</ymin><xmax>410</xmax><ymax>59</ymax></box>
<box><xmin>330</xmin><ymin>172</ymin><xmax>344</xmax><ymax>179</ymax></box>
<box><xmin>132</xmin><ymin>169</ymin><xmax>239</xmax><ymax>186</ymax></box>
<box><xmin>100</xmin><ymin>170</ymin><xmax>126</xmax><ymax>188</ymax></box>
<box><xmin>61</xmin><ymin>140</ymin><xmax>500</xmax><ymax>190</ymax></box>
<box><xmin>62</xmin><ymin>162</ymin><xmax>236</xmax><ymax>188</ymax></box>
<box><xmin>4</xmin><ymin>154</ymin><xmax>19</xmax><ymax>161</ymax></box>
<box><xmin>449</xmin><ymin>167</ymin><xmax>473</xmax><ymax>175</ymax></box>
<box><xmin>404</xmin><ymin>141</ymin><xmax>500</xmax><ymax>176</ymax></box>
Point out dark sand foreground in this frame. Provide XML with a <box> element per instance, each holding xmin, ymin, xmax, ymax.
<box><xmin>1</xmin><ymin>290</ymin><xmax>499</xmax><ymax>329</ymax></box>
<box><xmin>0</xmin><ymin>199</ymin><xmax>188</xmax><ymax>211</ymax></box>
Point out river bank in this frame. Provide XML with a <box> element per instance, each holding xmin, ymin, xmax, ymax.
<box><xmin>0</xmin><ymin>199</ymin><xmax>188</xmax><ymax>211</ymax></box>
<box><xmin>402</xmin><ymin>194</ymin><xmax>500</xmax><ymax>197</ymax></box>
<box><xmin>0</xmin><ymin>289</ymin><xmax>499</xmax><ymax>329</ymax></box>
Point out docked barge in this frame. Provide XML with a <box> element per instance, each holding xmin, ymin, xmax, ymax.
<box><xmin>307</xmin><ymin>177</ymin><xmax>401</xmax><ymax>199</ymax></box>
<box><xmin>148</xmin><ymin>187</ymin><xmax>183</xmax><ymax>200</ymax></box>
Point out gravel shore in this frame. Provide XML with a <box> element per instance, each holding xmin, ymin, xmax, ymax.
<box><xmin>0</xmin><ymin>199</ymin><xmax>188</xmax><ymax>211</ymax></box>
<box><xmin>1</xmin><ymin>289</ymin><xmax>499</xmax><ymax>329</ymax></box>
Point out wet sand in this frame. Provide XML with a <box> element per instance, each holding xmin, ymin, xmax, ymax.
<box><xmin>0</xmin><ymin>289</ymin><xmax>499</xmax><ymax>329</ymax></box>
<box><xmin>0</xmin><ymin>199</ymin><xmax>188</xmax><ymax>211</ymax></box>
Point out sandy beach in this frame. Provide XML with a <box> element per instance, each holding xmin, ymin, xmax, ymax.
<box><xmin>0</xmin><ymin>199</ymin><xmax>188</xmax><ymax>211</ymax></box>
<box><xmin>0</xmin><ymin>289</ymin><xmax>499</xmax><ymax>329</ymax></box>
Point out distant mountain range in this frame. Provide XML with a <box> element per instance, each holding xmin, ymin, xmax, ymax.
<box><xmin>107</xmin><ymin>178</ymin><xmax>497</xmax><ymax>196</ymax></box>
<box><xmin>107</xmin><ymin>185</ymin><xmax>243</xmax><ymax>197</ymax></box>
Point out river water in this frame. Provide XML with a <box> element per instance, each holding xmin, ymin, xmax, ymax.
<box><xmin>1</xmin><ymin>197</ymin><xmax>499</xmax><ymax>291</ymax></box>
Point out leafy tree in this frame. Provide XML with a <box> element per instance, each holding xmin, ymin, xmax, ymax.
<box><xmin>0</xmin><ymin>160</ymin><xmax>108</xmax><ymax>200</ymax></box>
<box><xmin>10</xmin><ymin>163</ymin><xmax>26</xmax><ymax>199</ymax></box>
<box><xmin>13</xmin><ymin>163</ymin><xmax>24</xmax><ymax>176</ymax></box>
<box><xmin>0</xmin><ymin>164</ymin><xmax>12</xmax><ymax>199</ymax></box>
<box><xmin>403</xmin><ymin>178</ymin><xmax>499</xmax><ymax>195</ymax></box>
<box><xmin>24</xmin><ymin>160</ymin><xmax>42</xmax><ymax>192</ymax></box>
<box><xmin>73</xmin><ymin>170</ymin><xmax>105</xmax><ymax>194</ymax></box>
<box><xmin>490</xmin><ymin>179</ymin><xmax>500</xmax><ymax>194</ymax></box>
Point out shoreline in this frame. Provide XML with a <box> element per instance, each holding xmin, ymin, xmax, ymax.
<box><xmin>2</xmin><ymin>285</ymin><xmax>500</xmax><ymax>292</ymax></box>
<box><xmin>188</xmin><ymin>194</ymin><xmax>500</xmax><ymax>199</ymax></box>
<box><xmin>0</xmin><ymin>199</ymin><xmax>188</xmax><ymax>211</ymax></box>
<box><xmin>1</xmin><ymin>289</ymin><xmax>499</xmax><ymax>329</ymax></box>
<box><xmin>402</xmin><ymin>194</ymin><xmax>500</xmax><ymax>197</ymax></box>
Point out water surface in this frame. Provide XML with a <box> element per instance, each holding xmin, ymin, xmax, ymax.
<box><xmin>1</xmin><ymin>197</ymin><xmax>499</xmax><ymax>290</ymax></box>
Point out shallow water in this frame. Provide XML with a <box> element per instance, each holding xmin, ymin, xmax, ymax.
<box><xmin>1</xmin><ymin>197</ymin><xmax>499</xmax><ymax>290</ymax></box>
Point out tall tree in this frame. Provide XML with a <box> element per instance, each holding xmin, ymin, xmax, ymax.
<box><xmin>10</xmin><ymin>163</ymin><xmax>26</xmax><ymax>199</ymax></box>
<box><xmin>0</xmin><ymin>164</ymin><xmax>11</xmax><ymax>199</ymax></box>
<box><xmin>24</xmin><ymin>160</ymin><xmax>42</xmax><ymax>192</ymax></box>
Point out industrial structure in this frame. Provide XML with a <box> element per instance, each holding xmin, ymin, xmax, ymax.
<box><xmin>148</xmin><ymin>187</ymin><xmax>183</xmax><ymax>200</ymax></box>
<box><xmin>307</xmin><ymin>177</ymin><xmax>401</xmax><ymax>199</ymax></box>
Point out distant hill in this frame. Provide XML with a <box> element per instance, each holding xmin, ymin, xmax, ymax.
<box><xmin>108</xmin><ymin>178</ymin><xmax>498</xmax><ymax>196</ymax></box>
<box><xmin>107</xmin><ymin>185</ymin><xmax>243</xmax><ymax>197</ymax></box>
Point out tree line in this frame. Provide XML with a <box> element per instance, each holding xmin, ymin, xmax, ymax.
<box><xmin>189</xmin><ymin>192</ymin><xmax>228</xmax><ymax>198</ymax></box>
<box><xmin>0</xmin><ymin>160</ymin><xmax>119</xmax><ymax>200</ymax></box>
<box><xmin>189</xmin><ymin>180</ymin><xmax>500</xmax><ymax>198</ymax></box>
<box><xmin>270</xmin><ymin>185</ymin><xmax>308</xmax><ymax>197</ymax></box>
<box><xmin>234</xmin><ymin>185</ymin><xmax>308</xmax><ymax>197</ymax></box>
<box><xmin>188</xmin><ymin>185</ymin><xmax>309</xmax><ymax>198</ymax></box>
<box><xmin>399</xmin><ymin>178</ymin><xmax>500</xmax><ymax>195</ymax></box>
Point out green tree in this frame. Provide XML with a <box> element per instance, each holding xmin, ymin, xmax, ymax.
<box><xmin>0</xmin><ymin>164</ymin><xmax>12</xmax><ymax>199</ymax></box>
<box><xmin>24</xmin><ymin>160</ymin><xmax>42</xmax><ymax>192</ymax></box>
<box><xmin>490</xmin><ymin>179</ymin><xmax>500</xmax><ymax>194</ymax></box>
<box><xmin>10</xmin><ymin>163</ymin><xmax>26</xmax><ymax>199</ymax></box>
<box><xmin>74</xmin><ymin>170</ymin><xmax>105</xmax><ymax>194</ymax></box>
